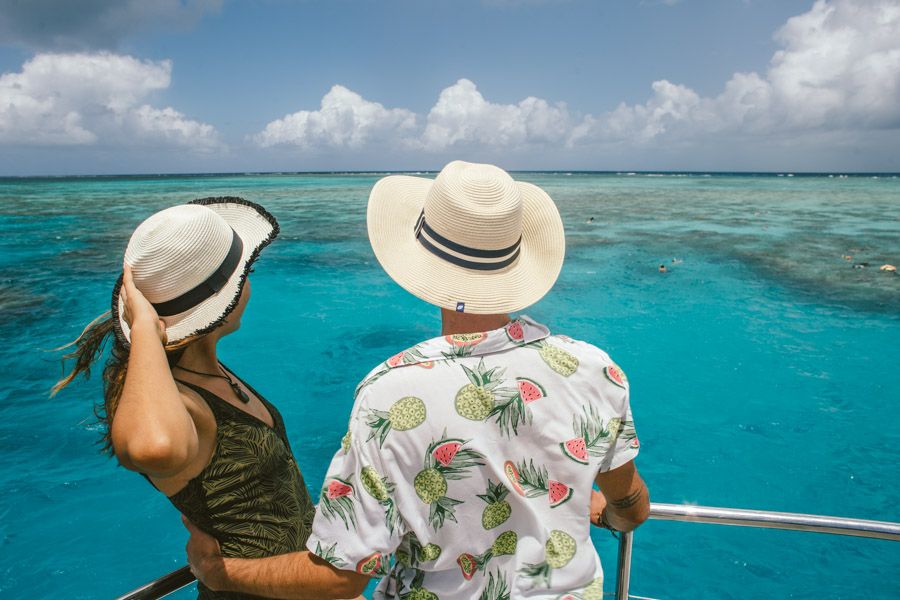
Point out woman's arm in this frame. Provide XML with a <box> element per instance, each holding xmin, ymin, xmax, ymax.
<box><xmin>111</xmin><ymin>265</ymin><xmax>199</xmax><ymax>477</ymax></box>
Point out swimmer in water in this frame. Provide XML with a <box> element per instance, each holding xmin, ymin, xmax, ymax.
<box><xmin>659</xmin><ymin>264</ymin><xmax>667</xmax><ymax>273</ymax></box>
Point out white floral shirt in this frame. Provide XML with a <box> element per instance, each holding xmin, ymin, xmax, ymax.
<box><xmin>307</xmin><ymin>316</ymin><xmax>639</xmax><ymax>599</ymax></box>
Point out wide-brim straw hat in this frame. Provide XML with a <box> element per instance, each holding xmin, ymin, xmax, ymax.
<box><xmin>367</xmin><ymin>161</ymin><xmax>565</xmax><ymax>314</ymax></box>
<box><xmin>111</xmin><ymin>197</ymin><xmax>279</xmax><ymax>346</ymax></box>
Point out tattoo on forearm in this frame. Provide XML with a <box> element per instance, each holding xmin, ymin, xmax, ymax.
<box><xmin>611</xmin><ymin>488</ymin><xmax>643</xmax><ymax>509</ymax></box>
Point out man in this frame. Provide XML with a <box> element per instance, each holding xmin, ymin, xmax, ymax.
<box><xmin>185</xmin><ymin>161</ymin><xmax>650</xmax><ymax>598</ymax></box>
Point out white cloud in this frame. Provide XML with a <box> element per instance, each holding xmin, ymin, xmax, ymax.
<box><xmin>577</xmin><ymin>0</ymin><xmax>900</xmax><ymax>144</ymax></box>
<box><xmin>420</xmin><ymin>79</ymin><xmax>572</xmax><ymax>151</ymax></box>
<box><xmin>253</xmin><ymin>85</ymin><xmax>417</xmax><ymax>149</ymax></box>
<box><xmin>0</xmin><ymin>52</ymin><xmax>221</xmax><ymax>150</ymax></box>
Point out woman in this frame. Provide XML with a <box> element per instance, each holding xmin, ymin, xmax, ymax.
<box><xmin>55</xmin><ymin>197</ymin><xmax>316</xmax><ymax>599</ymax></box>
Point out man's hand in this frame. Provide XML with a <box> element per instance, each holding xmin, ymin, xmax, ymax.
<box><xmin>590</xmin><ymin>489</ymin><xmax>608</xmax><ymax>527</ymax></box>
<box><xmin>183</xmin><ymin>515</ymin><xmax>226</xmax><ymax>591</ymax></box>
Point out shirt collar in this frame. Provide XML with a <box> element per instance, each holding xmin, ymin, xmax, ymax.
<box><xmin>393</xmin><ymin>315</ymin><xmax>551</xmax><ymax>366</ymax></box>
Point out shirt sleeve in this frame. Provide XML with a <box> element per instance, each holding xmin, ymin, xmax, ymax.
<box><xmin>306</xmin><ymin>407</ymin><xmax>406</xmax><ymax>577</ymax></box>
<box><xmin>598</xmin><ymin>371</ymin><xmax>640</xmax><ymax>473</ymax></box>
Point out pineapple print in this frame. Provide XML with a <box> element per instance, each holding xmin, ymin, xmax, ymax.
<box><xmin>399</xmin><ymin>569</ymin><xmax>440</xmax><ymax>600</ymax></box>
<box><xmin>455</xmin><ymin>359</ymin><xmax>515</xmax><ymax>421</ymax></box>
<box><xmin>531</xmin><ymin>340</ymin><xmax>579</xmax><ymax>376</ymax></box>
<box><xmin>505</xmin><ymin>459</ymin><xmax>573</xmax><ymax>508</ymax></box>
<box><xmin>442</xmin><ymin>332</ymin><xmax>488</xmax><ymax>360</ymax></box>
<box><xmin>561</xmin><ymin>405</ymin><xmax>618</xmax><ymax>465</ymax></box>
<box><xmin>457</xmin><ymin>531</ymin><xmax>518</xmax><ymax>580</ymax></box>
<box><xmin>319</xmin><ymin>477</ymin><xmax>356</xmax><ymax>529</ymax></box>
<box><xmin>340</xmin><ymin>429</ymin><xmax>352</xmax><ymax>453</ymax></box>
<box><xmin>480</xmin><ymin>571</ymin><xmax>511</xmax><ymax>600</ymax></box>
<box><xmin>583</xmin><ymin>577</ymin><xmax>604</xmax><ymax>600</ymax></box>
<box><xmin>397</xmin><ymin>532</ymin><xmax>443</xmax><ymax>567</ymax></box>
<box><xmin>367</xmin><ymin>396</ymin><xmax>427</xmax><ymax>446</ymax></box>
<box><xmin>553</xmin><ymin>576</ymin><xmax>602</xmax><ymax>600</ymax></box>
<box><xmin>477</xmin><ymin>479</ymin><xmax>512</xmax><ymax>529</ymax></box>
<box><xmin>314</xmin><ymin>541</ymin><xmax>347</xmax><ymax>568</ymax></box>
<box><xmin>360</xmin><ymin>465</ymin><xmax>399</xmax><ymax>534</ymax></box>
<box><xmin>415</xmin><ymin>431</ymin><xmax>486</xmax><ymax>530</ymax></box>
<box><xmin>520</xmin><ymin>530</ymin><xmax>577</xmax><ymax>588</ymax></box>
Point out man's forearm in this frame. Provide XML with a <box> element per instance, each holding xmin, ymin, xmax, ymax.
<box><xmin>604</xmin><ymin>482</ymin><xmax>650</xmax><ymax>532</ymax></box>
<box><xmin>202</xmin><ymin>550</ymin><xmax>366</xmax><ymax>600</ymax></box>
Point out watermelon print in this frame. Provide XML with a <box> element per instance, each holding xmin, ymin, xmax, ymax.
<box><xmin>507</xmin><ymin>459</ymin><xmax>573</xmax><ymax>508</ymax></box>
<box><xmin>561</xmin><ymin>438</ymin><xmax>589</xmax><ymax>465</ymax></box>
<box><xmin>488</xmin><ymin>376</ymin><xmax>542</xmax><ymax>437</ymax></box>
<box><xmin>517</xmin><ymin>378</ymin><xmax>546</xmax><ymax>403</ymax></box>
<box><xmin>548</xmin><ymin>481</ymin><xmax>574</xmax><ymax>507</ymax></box>
<box><xmin>309</xmin><ymin>316</ymin><xmax>636</xmax><ymax>600</ymax></box>
<box><xmin>320</xmin><ymin>477</ymin><xmax>356</xmax><ymax>528</ymax></box>
<box><xmin>562</xmin><ymin>405</ymin><xmax>619</xmax><ymax>464</ymax></box>
<box><xmin>415</xmin><ymin>430</ymin><xmax>486</xmax><ymax>531</ymax></box>
<box><xmin>504</xmin><ymin>320</ymin><xmax>525</xmax><ymax>343</ymax></box>
<box><xmin>604</xmin><ymin>364</ymin><xmax>628</xmax><ymax>389</ymax></box>
<box><xmin>432</xmin><ymin>441</ymin><xmax>462</xmax><ymax>467</ymax></box>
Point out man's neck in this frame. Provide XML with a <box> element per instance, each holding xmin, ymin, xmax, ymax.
<box><xmin>440</xmin><ymin>309</ymin><xmax>512</xmax><ymax>336</ymax></box>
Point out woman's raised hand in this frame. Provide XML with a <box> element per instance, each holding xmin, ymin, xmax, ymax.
<box><xmin>121</xmin><ymin>264</ymin><xmax>167</xmax><ymax>344</ymax></box>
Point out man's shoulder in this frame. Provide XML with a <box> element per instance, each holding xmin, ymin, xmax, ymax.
<box><xmin>546</xmin><ymin>332</ymin><xmax>616</xmax><ymax>365</ymax></box>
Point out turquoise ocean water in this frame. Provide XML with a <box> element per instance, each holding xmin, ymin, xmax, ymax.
<box><xmin>0</xmin><ymin>172</ymin><xmax>898</xmax><ymax>599</ymax></box>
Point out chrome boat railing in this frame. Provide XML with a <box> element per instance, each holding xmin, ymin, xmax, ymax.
<box><xmin>118</xmin><ymin>503</ymin><xmax>900</xmax><ymax>600</ymax></box>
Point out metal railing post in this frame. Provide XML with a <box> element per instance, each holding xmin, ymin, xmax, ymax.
<box><xmin>615</xmin><ymin>530</ymin><xmax>634</xmax><ymax>600</ymax></box>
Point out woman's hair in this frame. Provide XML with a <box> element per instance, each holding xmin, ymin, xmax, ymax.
<box><xmin>53</xmin><ymin>312</ymin><xmax>196</xmax><ymax>455</ymax></box>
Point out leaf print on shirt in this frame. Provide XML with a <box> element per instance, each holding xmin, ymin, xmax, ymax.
<box><xmin>455</xmin><ymin>360</ymin><xmax>516</xmax><ymax>421</ymax></box>
<box><xmin>504</xmin><ymin>459</ymin><xmax>573</xmax><ymax>508</ymax></box>
<box><xmin>360</xmin><ymin>465</ymin><xmax>400</xmax><ymax>534</ymax></box>
<box><xmin>415</xmin><ymin>431</ymin><xmax>486</xmax><ymax>531</ymax></box>
<box><xmin>314</xmin><ymin>541</ymin><xmax>347</xmax><ymax>568</ymax></box>
<box><xmin>320</xmin><ymin>477</ymin><xmax>356</xmax><ymax>529</ymax></box>
<box><xmin>553</xmin><ymin>575</ymin><xmax>603</xmax><ymax>600</ymax></box>
<box><xmin>442</xmin><ymin>332</ymin><xmax>489</xmax><ymax>360</ymax></box>
<box><xmin>530</xmin><ymin>340</ymin><xmax>579</xmax><ymax>376</ymax></box>
<box><xmin>520</xmin><ymin>530</ymin><xmax>577</xmax><ymax>588</ymax></box>
<box><xmin>561</xmin><ymin>405</ymin><xmax>617</xmax><ymax>465</ymax></box>
<box><xmin>488</xmin><ymin>377</ymin><xmax>546</xmax><ymax>437</ymax></box>
<box><xmin>388</xmin><ymin>345</ymin><xmax>435</xmax><ymax>369</ymax></box>
<box><xmin>457</xmin><ymin>531</ymin><xmax>518</xmax><ymax>580</ymax></box>
<box><xmin>620</xmin><ymin>419</ymin><xmax>639</xmax><ymax>448</ymax></box>
<box><xmin>477</xmin><ymin>479</ymin><xmax>512</xmax><ymax>529</ymax></box>
<box><xmin>480</xmin><ymin>570</ymin><xmax>511</xmax><ymax>600</ymax></box>
<box><xmin>367</xmin><ymin>396</ymin><xmax>427</xmax><ymax>446</ymax></box>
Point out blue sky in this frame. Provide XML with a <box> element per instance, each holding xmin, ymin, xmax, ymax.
<box><xmin>0</xmin><ymin>0</ymin><xmax>898</xmax><ymax>175</ymax></box>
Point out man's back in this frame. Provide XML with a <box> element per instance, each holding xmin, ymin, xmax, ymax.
<box><xmin>308</xmin><ymin>316</ymin><xmax>639</xmax><ymax>599</ymax></box>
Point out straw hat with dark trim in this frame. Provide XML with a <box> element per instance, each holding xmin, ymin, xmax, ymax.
<box><xmin>367</xmin><ymin>161</ymin><xmax>565</xmax><ymax>314</ymax></box>
<box><xmin>111</xmin><ymin>197</ymin><xmax>279</xmax><ymax>345</ymax></box>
